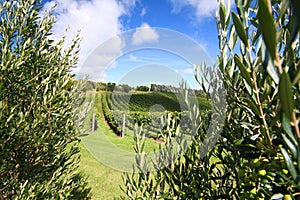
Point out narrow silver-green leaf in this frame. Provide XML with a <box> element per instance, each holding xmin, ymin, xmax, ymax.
<box><xmin>279</xmin><ymin>71</ymin><xmax>294</xmax><ymax>120</ymax></box>
<box><xmin>282</xmin><ymin>113</ymin><xmax>297</xmax><ymax>145</ymax></box>
<box><xmin>220</xmin><ymin>3</ymin><xmax>226</xmax><ymax>29</ymax></box>
<box><xmin>258</xmin><ymin>0</ymin><xmax>277</xmax><ymax>61</ymax></box>
<box><xmin>271</xmin><ymin>193</ymin><xmax>284</xmax><ymax>200</ymax></box>
<box><xmin>232</xmin><ymin>12</ymin><xmax>248</xmax><ymax>48</ymax></box>
<box><xmin>229</xmin><ymin>25</ymin><xmax>238</xmax><ymax>50</ymax></box>
<box><xmin>282</xmin><ymin>134</ymin><xmax>297</xmax><ymax>158</ymax></box>
<box><xmin>281</xmin><ymin>147</ymin><xmax>298</xmax><ymax>182</ymax></box>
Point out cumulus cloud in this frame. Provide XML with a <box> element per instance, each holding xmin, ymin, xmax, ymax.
<box><xmin>132</xmin><ymin>23</ymin><xmax>159</xmax><ymax>45</ymax></box>
<box><xmin>169</xmin><ymin>0</ymin><xmax>233</xmax><ymax>20</ymax></box>
<box><xmin>79</xmin><ymin>35</ymin><xmax>124</xmax><ymax>80</ymax></box>
<box><xmin>42</xmin><ymin>0</ymin><xmax>136</xmax><ymax>74</ymax></box>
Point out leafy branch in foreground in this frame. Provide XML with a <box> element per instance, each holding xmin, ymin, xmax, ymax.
<box><xmin>120</xmin><ymin>0</ymin><xmax>299</xmax><ymax>199</ymax></box>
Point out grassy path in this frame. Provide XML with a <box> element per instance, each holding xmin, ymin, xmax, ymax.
<box><xmin>79</xmin><ymin>143</ymin><xmax>123</xmax><ymax>199</ymax></box>
<box><xmin>78</xmin><ymin>93</ymin><xmax>160</xmax><ymax>199</ymax></box>
<box><xmin>78</xmin><ymin>93</ymin><xmax>123</xmax><ymax>199</ymax></box>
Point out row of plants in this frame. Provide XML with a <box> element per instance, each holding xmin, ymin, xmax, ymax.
<box><xmin>101</xmin><ymin>92</ymin><xmax>199</xmax><ymax>139</ymax></box>
<box><xmin>110</xmin><ymin>92</ymin><xmax>186</xmax><ymax>112</ymax></box>
<box><xmin>100</xmin><ymin>93</ymin><xmax>122</xmax><ymax>134</ymax></box>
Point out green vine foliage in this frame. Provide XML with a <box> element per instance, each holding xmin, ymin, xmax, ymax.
<box><xmin>0</xmin><ymin>0</ymin><xmax>90</xmax><ymax>199</ymax></box>
<box><xmin>121</xmin><ymin>0</ymin><xmax>300</xmax><ymax>199</ymax></box>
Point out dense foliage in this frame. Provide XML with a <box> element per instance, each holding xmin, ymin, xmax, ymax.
<box><xmin>121</xmin><ymin>0</ymin><xmax>300</xmax><ymax>199</ymax></box>
<box><xmin>0</xmin><ymin>0</ymin><xmax>90</xmax><ymax>199</ymax></box>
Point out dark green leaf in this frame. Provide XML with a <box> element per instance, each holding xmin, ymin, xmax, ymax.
<box><xmin>285</xmin><ymin>0</ymin><xmax>300</xmax><ymax>51</ymax></box>
<box><xmin>279</xmin><ymin>71</ymin><xmax>294</xmax><ymax>120</ymax></box>
<box><xmin>232</xmin><ymin>70</ymin><xmax>240</xmax><ymax>87</ymax></box>
<box><xmin>243</xmin><ymin>97</ymin><xmax>260</xmax><ymax>116</ymax></box>
<box><xmin>278</xmin><ymin>0</ymin><xmax>289</xmax><ymax>20</ymax></box>
<box><xmin>232</xmin><ymin>12</ymin><xmax>249</xmax><ymax>48</ymax></box>
<box><xmin>260</xmin><ymin>41</ymin><xmax>279</xmax><ymax>84</ymax></box>
<box><xmin>292</xmin><ymin>66</ymin><xmax>300</xmax><ymax>85</ymax></box>
<box><xmin>258</xmin><ymin>0</ymin><xmax>277</xmax><ymax>61</ymax></box>
<box><xmin>225</xmin><ymin>59</ymin><xmax>235</xmax><ymax>78</ymax></box>
<box><xmin>234</xmin><ymin>138</ymin><xmax>244</xmax><ymax>145</ymax></box>
<box><xmin>234</xmin><ymin>54</ymin><xmax>253</xmax><ymax>87</ymax></box>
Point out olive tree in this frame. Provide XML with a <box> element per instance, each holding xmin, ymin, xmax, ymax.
<box><xmin>121</xmin><ymin>0</ymin><xmax>300</xmax><ymax>199</ymax></box>
<box><xmin>0</xmin><ymin>0</ymin><xmax>90</xmax><ymax>199</ymax></box>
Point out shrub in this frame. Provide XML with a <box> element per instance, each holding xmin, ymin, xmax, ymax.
<box><xmin>0</xmin><ymin>0</ymin><xmax>90</xmax><ymax>198</ymax></box>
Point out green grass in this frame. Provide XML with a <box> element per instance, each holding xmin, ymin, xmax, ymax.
<box><xmin>79</xmin><ymin>142</ymin><xmax>123</xmax><ymax>200</ymax></box>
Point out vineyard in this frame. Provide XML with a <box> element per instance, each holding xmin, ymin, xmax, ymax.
<box><xmin>100</xmin><ymin>91</ymin><xmax>210</xmax><ymax>141</ymax></box>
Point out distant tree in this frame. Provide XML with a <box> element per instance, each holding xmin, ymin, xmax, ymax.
<box><xmin>150</xmin><ymin>83</ymin><xmax>156</xmax><ymax>91</ymax></box>
<box><xmin>106</xmin><ymin>82</ymin><xmax>116</xmax><ymax>91</ymax></box>
<box><xmin>136</xmin><ymin>85</ymin><xmax>149</xmax><ymax>92</ymax></box>
<box><xmin>0</xmin><ymin>0</ymin><xmax>90</xmax><ymax>198</ymax></box>
<box><xmin>80</xmin><ymin>80</ymin><xmax>96</xmax><ymax>92</ymax></box>
<box><xmin>96</xmin><ymin>82</ymin><xmax>107</xmax><ymax>91</ymax></box>
<box><xmin>115</xmin><ymin>84</ymin><xmax>131</xmax><ymax>93</ymax></box>
<box><xmin>150</xmin><ymin>83</ymin><xmax>163</xmax><ymax>92</ymax></box>
<box><xmin>85</xmin><ymin>80</ymin><xmax>97</xmax><ymax>91</ymax></box>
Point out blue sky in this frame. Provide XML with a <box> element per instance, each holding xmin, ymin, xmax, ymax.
<box><xmin>119</xmin><ymin>0</ymin><xmax>220</xmax><ymax>57</ymax></box>
<box><xmin>42</xmin><ymin>0</ymin><xmax>231</xmax><ymax>89</ymax></box>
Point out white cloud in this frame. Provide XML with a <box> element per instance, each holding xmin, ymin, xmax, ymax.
<box><xmin>181</xmin><ymin>68</ymin><xmax>194</xmax><ymax>74</ymax></box>
<box><xmin>42</xmin><ymin>0</ymin><xmax>136</xmax><ymax>74</ymax></box>
<box><xmin>98</xmin><ymin>72</ymin><xmax>108</xmax><ymax>82</ymax></box>
<box><xmin>141</xmin><ymin>8</ymin><xmax>146</xmax><ymax>17</ymax></box>
<box><xmin>169</xmin><ymin>0</ymin><xmax>233</xmax><ymax>20</ymax></box>
<box><xmin>79</xmin><ymin>35</ymin><xmax>124</xmax><ymax>80</ymax></box>
<box><xmin>130</xmin><ymin>54</ymin><xmax>137</xmax><ymax>61</ymax></box>
<box><xmin>132</xmin><ymin>23</ymin><xmax>159</xmax><ymax>45</ymax></box>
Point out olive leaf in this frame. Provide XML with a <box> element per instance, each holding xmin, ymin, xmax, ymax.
<box><xmin>234</xmin><ymin>54</ymin><xmax>253</xmax><ymax>87</ymax></box>
<box><xmin>279</xmin><ymin>71</ymin><xmax>294</xmax><ymax>120</ymax></box>
<box><xmin>285</xmin><ymin>0</ymin><xmax>300</xmax><ymax>51</ymax></box>
<box><xmin>258</xmin><ymin>0</ymin><xmax>277</xmax><ymax>61</ymax></box>
<box><xmin>281</xmin><ymin>147</ymin><xmax>298</xmax><ymax>182</ymax></box>
<box><xmin>232</xmin><ymin>12</ymin><xmax>248</xmax><ymax>48</ymax></box>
